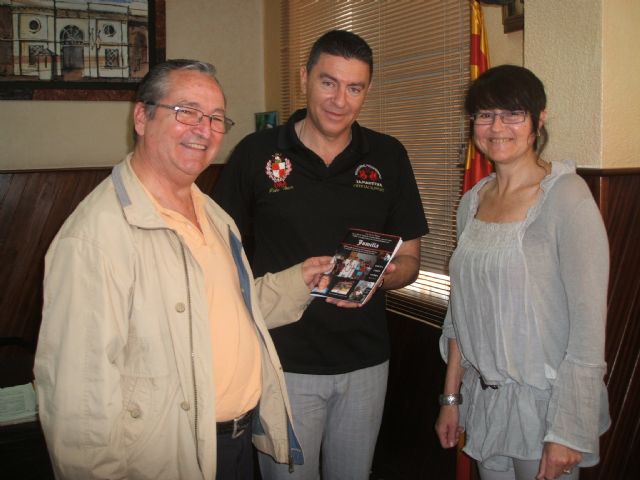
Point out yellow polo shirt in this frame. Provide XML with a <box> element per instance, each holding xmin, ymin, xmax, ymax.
<box><xmin>144</xmin><ymin>185</ymin><xmax>261</xmax><ymax>421</ymax></box>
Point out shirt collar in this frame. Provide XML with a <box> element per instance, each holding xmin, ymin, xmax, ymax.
<box><xmin>277</xmin><ymin>108</ymin><xmax>370</xmax><ymax>156</ymax></box>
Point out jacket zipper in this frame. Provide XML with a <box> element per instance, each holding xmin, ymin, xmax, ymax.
<box><xmin>179</xmin><ymin>241</ymin><xmax>201</xmax><ymax>472</ymax></box>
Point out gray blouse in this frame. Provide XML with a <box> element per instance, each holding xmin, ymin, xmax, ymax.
<box><xmin>440</xmin><ymin>161</ymin><xmax>610</xmax><ymax>471</ymax></box>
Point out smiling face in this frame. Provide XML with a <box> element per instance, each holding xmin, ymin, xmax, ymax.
<box><xmin>301</xmin><ymin>53</ymin><xmax>371</xmax><ymax>143</ymax></box>
<box><xmin>473</xmin><ymin>109</ymin><xmax>546</xmax><ymax>166</ymax></box>
<box><xmin>133</xmin><ymin>70</ymin><xmax>226</xmax><ymax>184</ymax></box>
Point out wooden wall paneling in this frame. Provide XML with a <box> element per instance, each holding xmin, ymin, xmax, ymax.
<box><xmin>0</xmin><ymin>170</ymin><xmax>110</xmax><ymax>348</ymax></box>
<box><xmin>575</xmin><ymin>169</ymin><xmax>640</xmax><ymax>480</ymax></box>
<box><xmin>1</xmin><ymin>165</ymin><xmax>636</xmax><ymax>478</ymax></box>
<box><xmin>0</xmin><ymin>422</ymin><xmax>54</xmax><ymax>480</ymax></box>
<box><xmin>0</xmin><ymin>165</ymin><xmax>223</xmax><ymax>479</ymax></box>
<box><xmin>601</xmin><ymin>173</ymin><xmax>640</xmax><ymax>479</ymax></box>
<box><xmin>0</xmin><ymin>165</ymin><xmax>222</xmax><ymax>382</ymax></box>
<box><xmin>371</xmin><ymin>311</ymin><xmax>457</xmax><ymax>479</ymax></box>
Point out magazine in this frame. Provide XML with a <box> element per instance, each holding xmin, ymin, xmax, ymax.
<box><xmin>311</xmin><ymin>228</ymin><xmax>403</xmax><ymax>304</ymax></box>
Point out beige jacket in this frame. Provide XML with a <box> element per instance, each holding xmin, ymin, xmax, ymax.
<box><xmin>34</xmin><ymin>156</ymin><xmax>309</xmax><ymax>479</ymax></box>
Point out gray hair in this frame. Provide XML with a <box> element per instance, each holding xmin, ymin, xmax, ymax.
<box><xmin>133</xmin><ymin>59</ymin><xmax>224</xmax><ymax>142</ymax></box>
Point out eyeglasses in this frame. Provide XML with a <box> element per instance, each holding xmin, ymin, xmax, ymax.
<box><xmin>471</xmin><ymin>110</ymin><xmax>527</xmax><ymax>125</ymax></box>
<box><xmin>146</xmin><ymin>102</ymin><xmax>235</xmax><ymax>134</ymax></box>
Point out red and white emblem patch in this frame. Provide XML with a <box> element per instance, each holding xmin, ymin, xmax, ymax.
<box><xmin>265</xmin><ymin>153</ymin><xmax>293</xmax><ymax>191</ymax></box>
<box><xmin>353</xmin><ymin>164</ymin><xmax>384</xmax><ymax>192</ymax></box>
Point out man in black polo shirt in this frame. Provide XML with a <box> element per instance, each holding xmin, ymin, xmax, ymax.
<box><xmin>214</xmin><ymin>30</ymin><xmax>428</xmax><ymax>479</ymax></box>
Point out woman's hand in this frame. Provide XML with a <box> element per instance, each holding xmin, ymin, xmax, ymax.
<box><xmin>435</xmin><ymin>405</ymin><xmax>464</xmax><ymax>449</ymax></box>
<box><xmin>535</xmin><ymin>442</ymin><xmax>582</xmax><ymax>479</ymax></box>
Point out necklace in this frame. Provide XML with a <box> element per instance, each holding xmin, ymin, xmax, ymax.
<box><xmin>297</xmin><ymin>118</ymin><xmax>306</xmax><ymax>147</ymax></box>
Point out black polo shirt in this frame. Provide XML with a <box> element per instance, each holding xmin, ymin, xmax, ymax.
<box><xmin>213</xmin><ymin>109</ymin><xmax>428</xmax><ymax>374</ymax></box>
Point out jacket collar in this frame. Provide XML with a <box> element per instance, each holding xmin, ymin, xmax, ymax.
<box><xmin>112</xmin><ymin>154</ymin><xmax>239</xmax><ymax>254</ymax></box>
<box><xmin>112</xmin><ymin>153</ymin><xmax>188</xmax><ymax>230</ymax></box>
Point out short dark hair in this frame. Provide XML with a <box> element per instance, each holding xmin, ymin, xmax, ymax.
<box><xmin>306</xmin><ymin>30</ymin><xmax>373</xmax><ymax>79</ymax></box>
<box><xmin>465</xmin><ymin>65</ymin><xmax>548</xmax><ymax>152</ymax></box>
<box><xmin>133</xmin><ymin>59</ymin><xmax>223</xmax><ymax>143</ymax></box>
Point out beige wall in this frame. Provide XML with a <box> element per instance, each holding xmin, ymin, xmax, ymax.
<box><xmin>526</xmin><ymin>0</ymin><xmax>639</xmax><ymax>169</ymax></box>
<box><xmin>483</xmin><ymin>4</ymin><xmax>524</xmax><ymax>67</ymax></box>
<box><xmin>263</xmin><ymin>0</ymin><xmax>282</xmax><ymax>115</ymax></box>
<box><xmin>166</xmin><ymin>0</ymin><xmax>265</xmax><ymax>164</ymax></box>
<box><xmin>3</xmin><ymin>1</ymin><xmax>637</xmax><ymax>170</ymax></box>
<box><xmin>0</xmin><ymin>0</ymin><xmax>265</xmax><ymax>169</ymax></box>
<box><xmin>526</xmin><ymin>1</ymin><xmax>603</xmax><ymax>168</ymax></box>
<box><xmin>602</xmin><ymin>0</ymin><xmax>639</xmax><ymax>168</ymax></box>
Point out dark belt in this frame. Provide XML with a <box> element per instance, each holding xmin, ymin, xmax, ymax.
<box><xmin>480</xmin><ymin>376</ymin><xmax>499</xmax><ymax>390</ymax></box>
<box><xmin>216</xmin><ymin>408</ymin><xmax>254</xmax><ymax>439</ymax></box>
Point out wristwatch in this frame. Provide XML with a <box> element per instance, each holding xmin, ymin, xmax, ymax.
<box><xmin>438</xmin><ymin>393</ymin><xmax>462</xmax><ymax>406</ymax></box>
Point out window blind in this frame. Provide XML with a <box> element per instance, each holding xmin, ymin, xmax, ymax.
<box><xmin>279</xmin><ymin>0</ymin><xmax>470</xmax><ymax>325</ymax></box>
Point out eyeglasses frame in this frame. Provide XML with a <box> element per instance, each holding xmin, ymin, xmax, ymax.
<box><xmin>145</xmin><ymin>102</ymin><xmax>235</xmax><ymax>134</ymax></box>
<box><xmin>470</xmin><ymin>110</ymin><xmax>528</xmax><ymax>125</ymax></box>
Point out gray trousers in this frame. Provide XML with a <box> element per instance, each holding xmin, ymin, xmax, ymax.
<box><xmin>478</xmin><ymin>459</ymin><xmax>580</xmax><ymax>480</ymax></box>
<box><xmin>259</xmin><ymin>361</ymin><xmax>389</xmax><ymax>480</ymax></box>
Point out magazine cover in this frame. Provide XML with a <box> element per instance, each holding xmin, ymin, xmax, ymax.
<box><xmin>311</xmin><ymin>228</ymin><xmax>403</xmax><ymax>304</ymax></box>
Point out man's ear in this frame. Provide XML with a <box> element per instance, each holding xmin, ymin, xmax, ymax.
<box><xmin>133</xmin><ymin>102</ymin><xmax>148</xmax><ymax>138</ymax></box>
<box><xmin>300</xmin><ymin>66</ymin><xmax>308</xmax><ymax>93</ymax></box>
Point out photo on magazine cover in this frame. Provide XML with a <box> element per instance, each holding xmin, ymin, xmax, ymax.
<box><xmin>311</xmin><ymin>228</ymin><xmax>402</xmax><ymax>304</ymax></box>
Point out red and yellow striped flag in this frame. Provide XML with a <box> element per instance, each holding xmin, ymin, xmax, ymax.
<box><xmin>462</xmin><ymin>0</ymin><xmax>492</xmax><ymax>194</ymax></box>
<box><xmin>457</xmin><ymin>4</ymin><xmax>491</xmax><ymax>479</ymax></box>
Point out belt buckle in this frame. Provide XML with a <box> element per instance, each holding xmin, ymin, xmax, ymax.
<box><xmin>231</xmin><ymin>414</ymin><xmax>246</xmax><ymax>439</ymax></box>
<box><xmin>479</xmin><ymin>376</ymin><xmax>499</xmax><ymax>390</ymax></box>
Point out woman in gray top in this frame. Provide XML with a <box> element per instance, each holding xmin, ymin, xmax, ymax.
<box><xmin>435</xmin><ymin>65</ymin><xmax>610</xmax><ymax>480</ymax></box>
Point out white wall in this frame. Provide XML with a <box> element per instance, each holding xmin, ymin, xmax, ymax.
<box><xmin>0</xmin><ymin>0</ymin><xmax>265</xmax><ymax>169</ymax></box>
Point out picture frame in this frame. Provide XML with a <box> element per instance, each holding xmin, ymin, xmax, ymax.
<box><xmin>255</xmin><ymin>111</ymin><xmax>279</xmax><ymax>131</ymax></box>
<box><xmin>0</xmin><ymin>0</ymin><xmax>166</xmax><ymax>101</ymax></box>
<box><xmin>502</xmin><ymin>0</ymin><xmax>524</xmax><ymax>34</ymax></box>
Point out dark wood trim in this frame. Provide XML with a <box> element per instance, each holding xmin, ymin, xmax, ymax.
<box><xmin>0</xmin><ymin>166</ymin><xmax>120</xmax><ymax>174</ymax></box>
<box><xmin>577</xmin><ymin>167</ymin><xmax>640</xmax><ymax>177</ymax></box>
<box><xmin>578</xmin><ymin>168</ymin><xmax>640</xmax><ymax>480</ymax></box>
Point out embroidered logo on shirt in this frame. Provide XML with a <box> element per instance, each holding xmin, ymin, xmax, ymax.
<box><xmin>265</xmin><ymin>153</ymin><xmax>293</xmax><ymax>192</ymax></box>
<box><xmin>353</xmin><ymin>164</ymin><xmax>384</xmax><ymax>192</ymax></box>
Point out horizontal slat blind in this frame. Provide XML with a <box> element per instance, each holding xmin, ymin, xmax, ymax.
<box><xmin>280</xmin><ymin>1</ymin><xmax>469</xmax><ymax>323</ymax></box>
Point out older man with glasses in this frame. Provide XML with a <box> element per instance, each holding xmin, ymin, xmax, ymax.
<box><xmin>34</xmin><ymin>59</ymin><xmax>333</xmax><ymax>480</ymax></box>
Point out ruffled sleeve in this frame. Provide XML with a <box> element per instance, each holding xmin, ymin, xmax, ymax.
<box><xmin>544</xmin><ymin>359</ymin><xmax>609</xmax><ymax>461</ymax></box>
<box><xmin>543</xmin><ymin>180</ymin><xmax>611</xmax><ymax>462</ymax></box>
